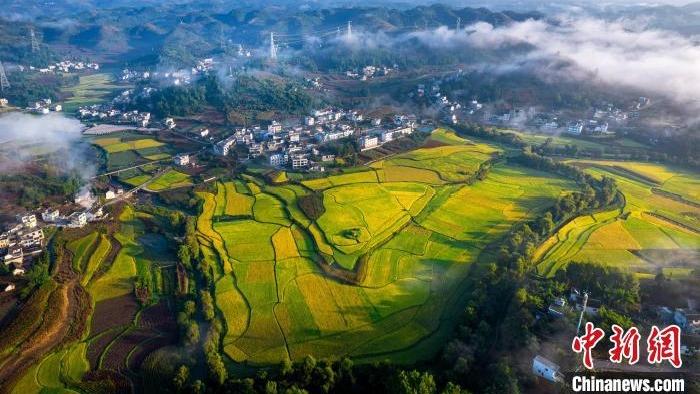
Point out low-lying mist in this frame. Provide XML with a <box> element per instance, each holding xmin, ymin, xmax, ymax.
<box><xmin>0</xmin><ymin>112</ymin><xmax>94</xmax><ymax>180</ymax></box>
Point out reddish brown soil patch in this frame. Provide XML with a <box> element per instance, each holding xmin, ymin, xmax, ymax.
<box><xmin>421</xmin><ymin>139</ymin><xmax>449</xmax><ymax>148</ymax></box>
<box><xmin>90</xmin><ymin>295</ymin><xmax>138</xmax><ymax>337</ymax></box>
<box><xmin>137</xmin><ymin>301</ymin><xmax>176</xmax><ymax>333</ymax></box>
<box><xmin>86</xmin><ymin>328</ymin><xmax>123</xmax><ymax>369</ymax></box>
<box><xmin>101</xmin><ymin>328</ymin><xmax>155</xmax><ymax>372</ymax></box>
<box><xmin>126</xmin><ymin>337</ymin><xmax>173</xmax><ymax>373</ymax></box>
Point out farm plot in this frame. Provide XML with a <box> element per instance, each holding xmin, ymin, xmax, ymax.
<box><xmin>92</xmin><ymin>133</ymin><xmax>172</xmax><ymax>171</ymax></box>
<box><xmin>199</xmin><ymin>130</ymin><xmax>579</xmax><ymax>365</ymax></box>
<box><xmin>146</xmin><ymin>169</ymin><xmax>193</xmax><ymax>191</ymax></box>
<box><xmin>61</xmin><ymin>73</ymin><xmax>123</xmax><ymax>113</ymax></box>
<box><xmin>381</xmin><ymin>143</ymin><xmax>498</xmax><ymax>183</ymax></box>
<box><xmin>534</xmin><ymin>160</ymin><xmax>700</xmax><ymax>277</ymax></box>
<box><xmin>67</xmin><ymin>232</ymin><xmax>99</xmax><ymax>273</ymax></box>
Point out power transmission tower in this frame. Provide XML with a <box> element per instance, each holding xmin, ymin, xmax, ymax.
<box><xmin>269</xmin><ymin>32</ymin><xmax>277</xmax><ymax>60</ymax></box>
<box><xmin>30</xmin><ymin>28</ymin><xmax>40</xmax><ymax>52</ymax></box>
<box><xmin>346</xmin><ymin>21</ymin><xmax>352</xmax><ymax>40</ymax></box>
<box><xmin>219</xmin><ymin>26</ymin><xmax>226</xmax><ymax>52</ymax></box>
<box><xmin>576</xmin><ymin>292</ymin><xmax>589</xmax><ymax>335</ymax></box>
<box><xmin>0</xmin><ymin>61</ymin><xmax>9</xmax><ymax>92</ymax></box>
<box><xmin>456</xmin><ymin>17</ymin><xmax>461</xmax><ymax>31</ymax></box>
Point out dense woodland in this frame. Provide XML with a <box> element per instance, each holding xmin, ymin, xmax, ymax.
<box><xmin>131</xmin><ymin>75</ymin><xmax>317</xmax><ymax>122</ymax></box>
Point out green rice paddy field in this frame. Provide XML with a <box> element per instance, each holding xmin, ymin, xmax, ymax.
<box><xmin>535</xmin><ymin>160</ymin><xmax>700</xmax><ymax>278</ymax></box>
<box><xmin>196</xmin><ymin>129</ymin><xmax>579</xmax><ymax>364</ymax></box>
<box><xmin>61</xmin><ymin>73</ymin><xmax>124</xmax><ymax>114</ymax></box>
<box><xmin>91</xmin><ymin>133</ymin><xmax>172</xmax><ymax>172</ymax></box>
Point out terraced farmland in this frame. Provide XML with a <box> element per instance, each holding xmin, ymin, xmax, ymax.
<box><xmin>535</xmin><ymin>160</ymin><xmax>700</xmax><ymax>278</ymax></box>
<box><xmin>12</xmin><ymin>208</ymin><xmax>178</xmax><ymax>393</ymax></box>
<box><xmin>196</xmin><ymin>130</ymin><xmax>578</xmax><ymax>364</ymax></box>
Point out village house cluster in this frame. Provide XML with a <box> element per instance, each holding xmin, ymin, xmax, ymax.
<box><xmin>412</xmin><ymin>81</ymin><xmax>472</xmax><ymax>125</ymax></box>
<box><xmin>482</xmin><ymin>97</ymin><xmax>651</xmax><ymax>136</ymax></box>
<box><xmin>345</xmin><ymin>64</ymin><xmax>397</xmax><ymax>81</ymax></box>
<box><xmin>120</xmin><ymin>58</ymin><xmax>215</xmax><ymax>86</ymax></box>
<box><xmin>0</xmin><ymin>191</ymin><xmax>106</xmax><ymax>292</ymax></box>
<box><xmin>27</xmin><ymin>98</ymin><xmax>62</xmax><ymax>114</ymax></box>
<box><xmin>208</xmin><ymin>107</ymin><xmax>418</xmax><ymax>171</ymax></box>
<box><xmin>78</xmin><ymin>103</ymin><xmax>151</xmax><ymax>127</ymax></box>
<box><xmin>15</xmin><ymin>60</ymin><xmax>100</xmax><ymax>75</ymax></box>
<box><xmin>1</xmin><ymin>214</ymin><xmax>44</xmax><ymax>284</ymax></box>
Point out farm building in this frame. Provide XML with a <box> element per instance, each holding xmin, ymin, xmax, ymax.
<box><xmin>174</xmin><ymin>154</ymin><xmax>190</xmax><ymax>166</ymax></box>
<box><xmin>20</xmin><ymin>214</ymin><xmax>37</xmax><ymax>229</ymax></box>
<box><xmin>68</xmin><ymin>212</ymin><xmax>88</xmax><ymax>228</ymax></box>
<box><xmin>214</xmin><ymin>136</ymin><xmax>237</xmax><ymax>156</ymax></box>
<box><xmin>41</xmin><ymin>209</ymin><xmax>59</xmax><ymax>222</ymax></box>
<box><xmin>360</xmin><ymin>135</ymin><xmax>379</xmax><ymax>150</ymax></box>
<box><xmin>532</xmin><ymin>355</ymin><xmax>561</xmax><ymax>383</ymax></box>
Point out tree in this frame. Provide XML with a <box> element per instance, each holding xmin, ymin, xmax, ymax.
<box><xmin>191</xmin><ymin>380</ymin><xmax>205</xmax><ymax>394</ymax></box>
<box><xmin>207</xmin><ymin>352</ymin><xmax>228</xmax><ymax>385</ymax></box>
<box><xmin>484</xmin><ymin>360</ymin><xmax>519</xmax><ymax>394</ymax></box>
<box><xmin>200</xmin><ymin>290</ymin><xmax>215</xmax><ymax>321</ymax></box>
<box><xmin>178</xmin><ymin>244</ymin><xmax>192</xmax><ymax>268</ymax></box>
<box><xmin>185</xmin><ymin>321</ymin><xmax>200</xmax><ymax>345</ymax></box>
<box><xmin>183</xmin><ymin>300</ymin><xmax>196</xmax><ymax>317</ymax></box>
<box><xmin>265</xmin><ymin>381</ymin><xmax>278</xmax><ymax>394</ymax></box>
<box><xmin>537</xmin><ymin>212</ymin><xmax>555</xmax><ymax>236</ymax></box>
<box><xmin>172</xmin><ymin>365</ymin><xmax>189</xmax><ymax>391</ymax></box>
<box><xmin>398</xmin><ymin>370</ymin><xmax>437</xmax><ymax>394</ymax></box>
<box><xmin>441</xmin><ymin>382</ymin><xmax>469</xmax><ymax>394</ymax></box>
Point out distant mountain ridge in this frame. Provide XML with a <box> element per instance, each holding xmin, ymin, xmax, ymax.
<box><xmin>0</xmin><ymin>3</ymin><xmax>541</xmax><ymax>66</ymax></box>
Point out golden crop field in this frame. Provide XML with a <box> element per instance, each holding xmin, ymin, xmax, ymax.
<box><xmin>534</xmin><ymin>160</ymin><xmax>700</xmax><ymax>277</ymax></box>
<box><xmin>195</xmin><ymin>130</ymin><xmax>583</xmax><ymax>364</ymax></box>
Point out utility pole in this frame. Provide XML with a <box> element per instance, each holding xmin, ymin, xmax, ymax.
<box><xmin>576</xmin><ymin>292</ymin><xmax>589</xmax><ymax>335</ymax></box>
<box><xmin>456</xmin><ymin>17</ymin><xmax>461</xmax><ymax>31</ymax></box>
<box><xmin>30</xmin><ymin>28</ymin><xmax>40</xmax><ymax>52</ymax></box>
<box><xmin>269</xmin><ymin>32</ymin><xmax>277</xmax><ymax>60</ymax></box>
<box><xmin>0</xmin><ymin>61</ymin><xmax>9</xmax><ymax>92</ymax></box>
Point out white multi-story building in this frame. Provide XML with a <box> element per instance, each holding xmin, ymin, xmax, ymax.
<box><xmin>20</xmin><ymin>214</ymin><xmax>37</xmax><ymax>229</ymax></box>
<box><xmin>214</xmin><ymin>136</ymin><xmax>237</xmax><ymax>156</ymax></box>
<box><xmin>41</xmin><ymin>209</ymin><xmax>59</xmax><ymax>222</ymax></box>
<box><xmin>268</xmin><ymin>121</ymin><xmax>283</xmax><ymax>133</ymax></box>
<box><xmin>291</xmin><ymin>155</ymin><xmax>309</xmax><ymax>169</ymax></box>
<box><xmin>360</xmin><ymin>136</ymin><xmax>379</xmax><ymax>150</ymax></box>
<box><xmin>567</xmin><ymin>122</ymin><xmax>583</xmax><ymax>135</ymax></box>
<box><xmin>69</xmin><ymin>212</ymin><xmax>88</xmax><ymax>228</ymax></box>
<box><xmin>269</xmin><ymin>153</ymin><xmax>289</xmax><ymax>167</ymax></box>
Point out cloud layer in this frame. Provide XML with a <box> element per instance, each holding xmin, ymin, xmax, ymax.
<box><xmin>333</xmin><ymin>16</ymin><xmax>700</xmax><ymax>110</ymax></box>
<box><xmin>456</xmin><ymin>17</ymin><xmax>700</xmax><ymax>107</ymax></box>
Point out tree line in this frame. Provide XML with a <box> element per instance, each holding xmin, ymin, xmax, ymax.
<box><xmin>131</xmin><ymin>75</ymin><xmax>317</xmax><ymax>123</ymax></box>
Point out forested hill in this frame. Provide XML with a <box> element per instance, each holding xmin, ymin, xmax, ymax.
<box><xmin>0</xmin><ymin>4</ymin><xmax>540</xmax><ymax>66</ymax></box>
